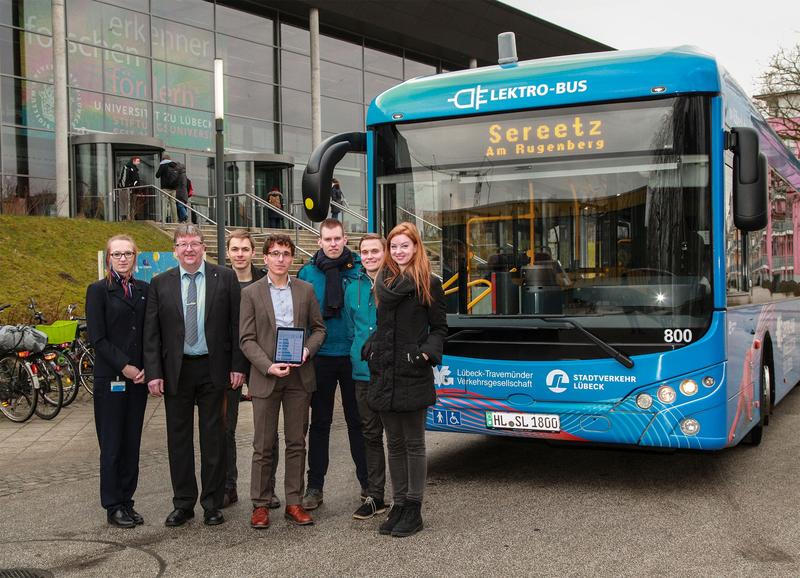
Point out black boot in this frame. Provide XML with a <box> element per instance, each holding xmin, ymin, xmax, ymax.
<box><xmin>391</xmin><ymin>499</ymin><xmax>423</xmax><ymax>537</ymax></box>
<box><xmin>379</xmin><ymin>503</ymin><xmax>404</xmax><ymax>535</ymax></box>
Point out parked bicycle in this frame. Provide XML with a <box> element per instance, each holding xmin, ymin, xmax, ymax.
<box><xmin>66</xmin><ymin>303</ymin><xmax>94</xmax><ymax>397</ymax></box>
<box><xmin>0</xmin><ymin>303</ymin><xmax>63</xmax><ymax>421</ymax></box>
<box><xmin>29</xmin><ymin>298</ymin><xmax>81</xmax><ymax>406</ymax></box>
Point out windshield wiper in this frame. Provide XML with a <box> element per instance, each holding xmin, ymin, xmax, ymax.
<box><xmin>544</xmin><ymin>317</ymin><xmax>634</xmax><ymax>369</ymax></box>
<box><xmin>452</xmin><ymin>315</ymin><xmax>635</xmax><ymax>368</ymax></box>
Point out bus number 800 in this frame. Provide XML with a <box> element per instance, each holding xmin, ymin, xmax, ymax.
<box><xmin>664</xmin><ymin>329</ymin><xmax>693</xmax><ymax>343</ymax></box>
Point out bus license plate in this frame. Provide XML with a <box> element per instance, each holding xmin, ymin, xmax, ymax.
<box><xmin>485</xmin><ymin>411</ymin><xmax>560</xmax><ymax>432</ymax></box>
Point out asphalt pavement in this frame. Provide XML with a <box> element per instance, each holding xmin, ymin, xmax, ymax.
<box><xmin>2</xmin><ymin>386</ymin><xmax>800</xmax><ymax>577</ymax></box>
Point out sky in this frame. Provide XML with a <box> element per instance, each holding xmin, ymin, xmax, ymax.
<box><xmin>502</xmin><ymin>0</ymin><xmax>800</xmax><ymax>96</ymax></box>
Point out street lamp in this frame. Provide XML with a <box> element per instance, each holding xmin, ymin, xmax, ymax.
<box><xmin>214</xmin><ymin>58</ymin><xmax>225</xmax><ymax>265</ymax></box>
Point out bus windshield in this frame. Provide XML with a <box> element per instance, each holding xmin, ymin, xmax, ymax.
<box><xmin>375</xmin><ymin>96</ymin><xmax>713</xmax><ymax>355</ymax></box>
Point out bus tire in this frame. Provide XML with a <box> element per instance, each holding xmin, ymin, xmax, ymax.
<box><xmin>745</xmin><ymin>361</ymin><xmax>771</xmax><ymax>446</ymax></box>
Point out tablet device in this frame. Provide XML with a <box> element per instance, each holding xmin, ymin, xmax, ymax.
<box><xmin>275</xmin><ymin>327</ymin><xmax>305</xmax><ymax>364</ymax></box>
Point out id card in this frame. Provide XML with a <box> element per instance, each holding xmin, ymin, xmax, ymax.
<box><xmin>110</xmin><ymin>380</ymin><xmax>126</xmax><ymax>392</ymax></box>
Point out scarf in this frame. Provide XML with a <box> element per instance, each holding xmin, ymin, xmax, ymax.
<box><xmin>111</xmin><ymin>269</ymin><xmax>134</xmax><ymax>299</ymax></box>
<box><xmin>315</xmin><ymin>246</ymin><xmax>354</xmax><ymax>318</ymax></box>
<box><xmin>375</xmin><ymin>269</ymin><xmax>416</xmax><ymax>309</ymax></box>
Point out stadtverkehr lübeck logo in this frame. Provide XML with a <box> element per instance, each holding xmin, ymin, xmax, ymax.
<box><xmin>545</xmin><ymin>369</ymin><xmax>569</xmax><ymax>393</ymax></box>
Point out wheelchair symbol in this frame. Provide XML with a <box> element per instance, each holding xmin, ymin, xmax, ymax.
<box><xmin>446</xmin><ymin>410</ymin><xmax>461</xmax><ymax>426</ymax></box>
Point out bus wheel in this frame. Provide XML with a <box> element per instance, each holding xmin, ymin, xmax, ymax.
<box><xmin>746</xmin><ymin>362</ymin><xmax>771</xmax><ymax>446</ymax></box>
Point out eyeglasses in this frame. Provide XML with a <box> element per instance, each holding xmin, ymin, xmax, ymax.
<box><xmin>109</xmin><ymin>251</ymin><xmax>135</xmax><ymax>260</ymax></box>
<box><xmin>267</xmin><ymin>251</ymin><xmax>292</xmax><ymax>260</ymax></box>
<box><xmin>175</xmin><ymin>241</ymin><xmax>204</xmax><ymax>250</ymax></box>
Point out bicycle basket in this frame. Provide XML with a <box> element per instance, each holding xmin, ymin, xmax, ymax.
<box><xmin>0</xmin><ymin>325</ymin><xmax>48</xmax><ymax>353</ymax></box>
<box><xmin>35</xmin><ymin>320</ymin><xmax>80</xmax><ymax>344</ymax></box>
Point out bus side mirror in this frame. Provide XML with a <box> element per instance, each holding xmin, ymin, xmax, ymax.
<box><xmin>302</xmin><ymin>132</ymin><xmax>366</xmax><ymax>222</ymax></box>
<box><xmin>731</xmin><ymin>127</ymin><xmax>768</xmax><ymax>232</ymax></box>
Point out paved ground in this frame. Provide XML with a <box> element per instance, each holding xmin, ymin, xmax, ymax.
<box><xmin>2</xmin><ymin>386</ymin><xmax>800</xmax><ymax>577</ymax></box>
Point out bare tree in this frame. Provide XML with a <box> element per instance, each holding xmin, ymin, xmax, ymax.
<box><xmin>757</xmin><ymin>43</ymin><xmax>800</xmax><ymax>144</ymax></box>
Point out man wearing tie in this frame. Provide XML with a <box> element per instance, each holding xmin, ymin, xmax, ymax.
<box><xmin>239</xmin><ymin>234</ymin><xmax>326</xmax><ymax>528</ymax></box>
<box><xmin>144</xmin><ymin>224</ymin><xmax>247</xmax><ymax>527</ymax></box>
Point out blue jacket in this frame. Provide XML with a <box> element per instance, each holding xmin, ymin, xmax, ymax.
<box><xmin>298</xmin><ymin>251</ymin><xmax>362</xmax><ymax>356</ymax></box>
<box><xmin>344</xmin><ymin>270</ymin><xmax>377</xmax><ymax>381</ymax></box>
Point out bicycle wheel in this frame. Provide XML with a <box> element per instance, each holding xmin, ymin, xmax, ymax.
<box><xmin>48</xmin><ymin>347</ymin><xmax>79</xmax><ymax>406</ymax></box>
<box><xmin>34</xmin><ymin>356</ymin><xmax>63</xmax><ymax>420</ymax></box>
<box><xmin>79</xmin><ymin>348</ymin><xmax>94</xmax><ymax>396</ymax></box>
<box><xmin>0</xmin><ymin>354</ymin><xmax>38</xmax><ymax>423</ymax></box>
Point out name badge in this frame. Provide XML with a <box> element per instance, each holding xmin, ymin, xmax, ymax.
<box><xmin>110</xmin><ymin>380</ymin><xmax>126</xmax><ymax>393</ymax></box>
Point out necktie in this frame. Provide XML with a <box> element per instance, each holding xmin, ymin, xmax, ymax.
<box><xmin>185</xmin><ymin>272</ymin><xmax>199</xmax><ymax>345</ymax></box>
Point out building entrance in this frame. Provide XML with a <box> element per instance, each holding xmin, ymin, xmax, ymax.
<box><xmin>71</xmin><ymin>134</ymin><xmax>165</xmax><ymax>220</ymax></box>
<box><xmin>223</xmin><ymin>153</ymin><xmax>294</xmax><ymax>229</ymax></box>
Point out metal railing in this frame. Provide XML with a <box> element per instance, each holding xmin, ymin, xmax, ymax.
<box><xmin>330</xmin><ymin>198</ymin><xmax>368</xmax><ymax>225</ymax></box>
<box><xmin>111</xmin><ymin>185</ymin><xmax>221</xmax><ymax>229</ymax></box>
<box><xmin>223</xmin><ymin>192</ymin><xmax>316</xmax><ymax>259</ymax></box>
<box><xmin>397</xmin><ymin>205</ymin><xmax>441</xmax><ymax>233</ymax></box>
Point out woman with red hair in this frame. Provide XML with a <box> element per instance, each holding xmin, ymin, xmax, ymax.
<box><xmin>364</xmin><ymin>222</ymin><xmax>447</xmax><ymax>537</ymax></box>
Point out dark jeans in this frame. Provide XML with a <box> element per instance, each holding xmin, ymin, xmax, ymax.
<box><xmin>354</xmin><ymin>380</ymin><xmax>386</xmax><ymax>501</ymax></box>
<box><xmin>226</xmin><ymin>386</ymin><xmax>278</xmax><ymax>492</ymax></box>
<box><xmin>307</xmin><ymin>355</ymin><xmax>368</xmax><ymax>491</ymax></box>
<box><xmin>94</xmin><ymin>378</ymin><xmax>148</xmax><ymax>511</ymax></box>
<box><xmin>380</xmin><ymin>408</ymin><xmax>427</xmax><ymax>505</ymax></box>
<box><xmin>176</xmin><ymin>200</ymin><xmax>188</xmax><ymax>222</ymax></box>
<box><xmin>268</xmin><ymin>215</ymin><xmax>282</xmax><ymax>229</ymax></box>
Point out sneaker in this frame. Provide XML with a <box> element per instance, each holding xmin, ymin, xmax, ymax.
<box><xmin>301</xmin><ymin>488</ymin><xmax>323</xmax><ymax>510</ymax></box>
<box><xmin>352</xmin><ymin>496</ymin><xmax>387</xmax><ymax>520</ymax></box>
<box><xmin>379</xmin><ymin>503</ymin><xmax>404</xmax><ymax>535</ymax></box>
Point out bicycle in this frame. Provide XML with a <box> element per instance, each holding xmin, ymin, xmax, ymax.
<box><xmin>0</xmin><ymin>304</ymin><xmax>40</xmax><ymax>422</ymax></box>
<box><xmin>29</xmin><ymin>298</ymin><xmax>81</xmax><ymax>406</ymax></box>
<box><xmin>67</xmin><ymin>303</ymin><xmax>94</xmax><ymax>397</ymax></box>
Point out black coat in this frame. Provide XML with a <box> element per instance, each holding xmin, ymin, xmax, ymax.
<box><xmin>143</xmin><ymin>263</ymin><xmax>247</xmax><ymax>395</ymax></box>
<box><xmin>365</xmin><ymin>271</ymin><xmax>447</xmax><ymax>412</ymax></box>
<box><xmin>85</xmin><ymin>277</ymin><xmax>149</xmax><ymax>378</ymax></box>
<box><xmin>156</xmin><ymin>161</ymin><xmax>188</xmax><ymax>202</ymax></box>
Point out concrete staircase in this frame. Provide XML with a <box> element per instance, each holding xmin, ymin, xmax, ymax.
<box><xmin>152</xmin><ymin>222</ymin><xmax>363</xmax><ymax>275</ymax></box>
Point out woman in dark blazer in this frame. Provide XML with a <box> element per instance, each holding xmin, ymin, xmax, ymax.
<box><xmin>85</xmin><ymin>234</ymin><xmax>149</xmax><ymax>528</ymax></box>
<box><xmin>365</xmin><ymin>222</ymin><xmax>447</xmax><ymax>538</ymax></box>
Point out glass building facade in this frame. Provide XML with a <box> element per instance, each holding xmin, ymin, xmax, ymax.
<box><xmin>0</xmin><ymin>0</ymin><xmax>461</xmax><ymax>220</ymax></box>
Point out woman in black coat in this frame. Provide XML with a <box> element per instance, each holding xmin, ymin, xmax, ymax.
<box><xmin>85</xmin><ymin>235</ymin><xmax>149</xmax><ymax>528</ymax></box>
<box><xmin>365</xmin><ymin>222</ymin><xmax>447</xmax><ymax>538</ymax></box>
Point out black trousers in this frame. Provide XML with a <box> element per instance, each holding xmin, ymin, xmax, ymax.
<box><xmin>164</xmin><ymin>356</ymin><xmax>225</xmax><ymax>512</ymax></box>
<box><xmin>94</xmin><ymin>377</ymin><xmax>148</xmax><ymax>512</ymax></box>
<box><xmin>307</xmin><ymin>355</ymin><xmax>368</xmax><ymax>491</ymax></box>
<box><xmin>355</xmin><ymin>380</ymin><xmax>386</xmax><ymax>501</ymax></box>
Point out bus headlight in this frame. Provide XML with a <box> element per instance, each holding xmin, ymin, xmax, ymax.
<box><xmin>679</xmin><ymin>379</ymin><xmax>698</xmax><ymax>396</ymax></box>
<box><xmin>680</xmin><ymin>418</ymin><xmax>701</xmax><ymax>436</ymax></box>
<box><xmin>657</xmin><ymin>385</ymin><xmax>676</xmax><ymax>404</ymax></box>
<box><xmin>702</xmin><ymin>376</ymin><xmax>715</xmax><ymax>388</ymax></box>
<box><xmin>636</xmin><ymin>393</ymin><xmax>653</xmax><ymax>410</ymax></box>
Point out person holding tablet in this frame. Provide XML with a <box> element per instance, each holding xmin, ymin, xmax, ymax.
<box><xmin>239</xmin><ymin>234</ymin><xmax>326</xmax><ymax>528</ymax></box>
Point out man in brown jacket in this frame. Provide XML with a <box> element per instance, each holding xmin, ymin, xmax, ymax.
<box><xmin>239</xmin><ymin>234</ymin><xmax>326</xmax><ymax>528</ymax></box>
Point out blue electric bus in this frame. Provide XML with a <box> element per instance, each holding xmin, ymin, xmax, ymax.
<box><xmin>302</xmin><ymin>43</ymin><xmax>800</xmax><ymax>450</ymax></box>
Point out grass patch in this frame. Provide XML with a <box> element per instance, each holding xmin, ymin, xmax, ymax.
<box><xmin>0</xmin><ymin>216</ymin><xmax>172</xmax><ymax>324</ymax></box>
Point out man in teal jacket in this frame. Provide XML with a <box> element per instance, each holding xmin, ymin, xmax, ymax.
<box><xmin>344</xmin><ymin>234</ymin><xmax>388</xmax><ymax>520</ymax></box>
<box><xmin>298</xmin><ymin>219</ymin><xmax>367</xmax><ymax>510</ymax></box>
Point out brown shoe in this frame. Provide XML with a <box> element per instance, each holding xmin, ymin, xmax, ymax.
<box><xmin>251</xmin><ymin>506</ymin><xmax>270</xmax><ymax>529</ymax></box>
<box><xmin>285</xmin><ymin>504</ymin><xmax>314</xmax><ymax>526</ymax></box>
<box><xmin>222</xmin><ymin>488</ymin><xmax>238</xmax><ymax>508</ymax></box>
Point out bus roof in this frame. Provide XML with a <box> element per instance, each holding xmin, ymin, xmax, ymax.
<box><xmin>367</xmin><ymin>45</ymin><xmax>721</xmax><ymax>126</ymax></box>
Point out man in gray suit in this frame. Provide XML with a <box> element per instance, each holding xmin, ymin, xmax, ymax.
<box><xmin>144</xmin><ymin>224</ymin><xmax>247</xmax><ymax>527</ymax></box>
<box><xmin>239</xmin><ymin>234</ymin><xmax>326</xmax><ymax>529</ymax></box>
